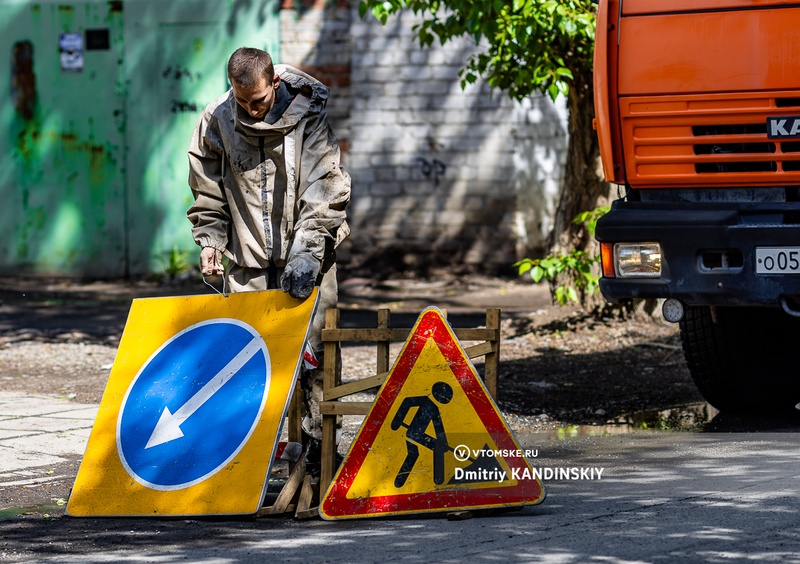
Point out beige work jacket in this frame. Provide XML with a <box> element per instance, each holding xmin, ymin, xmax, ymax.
<box><xmin>187</xmin><ymin>65</ymin><xmax>350</xmax><ymax>270</ymax></box>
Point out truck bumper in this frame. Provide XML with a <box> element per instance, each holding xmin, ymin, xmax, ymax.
<box><xmin>595</xmin><ymin>201</ymin><xmax>800</xmax><ymax>307</ymax></box>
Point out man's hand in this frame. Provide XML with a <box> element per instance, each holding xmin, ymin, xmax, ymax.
<box><xmin>200</xmin><ymin>247</ymin><xmax>224</xmax><ymax>276</ymax></box>
<box><xmin>281</xmin><ymin>253</ymin><xmax>320</xmax><ymax>299</ymax></box>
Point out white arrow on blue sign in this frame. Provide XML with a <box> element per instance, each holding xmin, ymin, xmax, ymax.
<box><xmin>116</xmin><ymin>319</ymin><xmax>271</xmax><ymax>491</ymax></box>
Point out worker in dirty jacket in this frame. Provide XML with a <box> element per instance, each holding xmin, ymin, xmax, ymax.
<box><xmin>187</xmin><ymin>48</ymin><xmax>350</xmax><ymax>467</ymax></box>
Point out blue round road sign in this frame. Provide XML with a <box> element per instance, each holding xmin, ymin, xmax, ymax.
<box><xmin>117</xmin><ymin>319</ymin><xmax>271</xmax><ymax>490</ymax></box>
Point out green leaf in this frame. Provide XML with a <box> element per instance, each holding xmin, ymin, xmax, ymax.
<box><xmin>531</xmin><ymin>265</ymin><xmax>545</xmax><ymax>283</ymax></box>
<box><xmin>573</xmin><ymin>211</ymin><xmax>589</xmax><ymax>224</ymax></box>
<box><xmin>566</xmin><ymin>286</ymin><xmax>579</xmax><ymax>303</ymax></box>
<box><xmin>540</xmin><ymin>257</ymin><xmax>557</xmax><ymax>269</ymax></box>
<box><xmin>555</xmin><ymin>66</ymin><xmax>574</xmax><ymax>79</ymax></box>
<box><xmin>547</xmin><ymin>82</ymin><xmax>559</xmax><ymax>101</ymax></box>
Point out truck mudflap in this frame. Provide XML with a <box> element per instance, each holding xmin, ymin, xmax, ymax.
<box><xmin>595</xmin><ymin>200</ymin><xmax>800</xmax><ymax>307</ymax></box>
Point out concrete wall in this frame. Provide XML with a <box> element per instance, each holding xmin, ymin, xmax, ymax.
<box><xmin>1</xmin><ymin>0</ymin><xmax>566</xmax><ymax>278</ymax></box>
<box><xmin>280</xmin><ymin>1</ymin><xmax>569</xmax><ymax>275</ymax></box>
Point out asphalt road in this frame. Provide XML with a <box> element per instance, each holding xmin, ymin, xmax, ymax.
<box><xmin>2</xmin><ymin>277</ymin><xmax>800</xmax><ymax>562</ymax></box>
<box><xmin>2</xmin><ymin>426</ymin><xmax>800</xmax><ymax>562</ymax></box>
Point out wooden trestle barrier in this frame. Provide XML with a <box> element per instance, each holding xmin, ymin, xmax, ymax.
<box><xmin>276</xmin><ymin>307</ymin><xmax>500</xmax><ymax>518</ymax></box>
<box><xmin>321</xmin><ymin>307</ymin><xmax>500</xmax><ymax>493</ymax></box>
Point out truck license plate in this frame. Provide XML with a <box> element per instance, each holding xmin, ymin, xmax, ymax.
<box><xmin>755</xmin><ymin>247</ymin><xmax>800</xmax><ymax>274</ymax></box>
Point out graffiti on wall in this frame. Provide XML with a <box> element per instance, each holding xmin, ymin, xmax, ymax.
<box><xmin>416</xmin><ymin>157</ymin><xmax>446</xmax><ymax>186</ymax></box>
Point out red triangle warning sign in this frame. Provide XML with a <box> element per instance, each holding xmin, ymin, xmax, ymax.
<box><xmin>320</xmin><ymin>307</ymin><xmax>545</xmax><ymax>520</ymax></box>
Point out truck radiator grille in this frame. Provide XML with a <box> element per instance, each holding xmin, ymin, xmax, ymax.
<box><xmin>693</xmin><ymin>124</ymin><xmax>776</xmax><ymax>173</ymax></box>
<box><xmin>620</xmin><ymin>93</ymin><xmax>800</xmax><ymax>187</ymax></box>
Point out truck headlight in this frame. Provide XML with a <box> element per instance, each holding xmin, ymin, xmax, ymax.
<box><xmin>614</xmin><ymin>243</ymin><xmax>662</xmax><ymax>278</ymax></box>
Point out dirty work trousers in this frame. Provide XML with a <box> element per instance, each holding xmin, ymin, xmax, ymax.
<box><xmin>226</xmin><ymin>263</ymin><xmax>340</xmax><ymax>442</ymax></box>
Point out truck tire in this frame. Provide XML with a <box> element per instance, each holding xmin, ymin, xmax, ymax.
<box><xmin>679</xmin><ymin>305</ymin><xmax>800</xmax><ymax>412</ymax></box>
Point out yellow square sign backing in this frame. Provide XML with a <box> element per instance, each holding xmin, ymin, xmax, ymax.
<box><xmin>67</xmin><ymin>289</ymin><xmax>317</xmax><ymax>517</ymax></box>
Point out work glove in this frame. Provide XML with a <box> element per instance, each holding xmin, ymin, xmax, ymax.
<box><xmin>280</xmin><ymin>253</ymin><xmax>320</xmax><ymax>300</ymax></box>
<box><xmin>200</xmin><ymin>247</ymin><xmax>224</xmax><ymax>276</ymax></box>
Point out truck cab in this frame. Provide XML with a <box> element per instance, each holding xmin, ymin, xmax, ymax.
<box><xmin>593</xmin><ymin>0</ymin><xmax>800</xmax><ymax>411</ymax></box>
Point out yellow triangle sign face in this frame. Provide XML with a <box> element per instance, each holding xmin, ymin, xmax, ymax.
<box><xmin>67</xmin><ymin>289</ymin><xmax>317</xmax><ymax>517</ymax></box>
<box><xmin>320</xmin><ymin>307</ymin><xmax>545</xmax><ymax>520</ymax></box>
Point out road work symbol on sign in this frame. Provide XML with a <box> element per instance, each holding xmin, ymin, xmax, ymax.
<box><xmin>320</xmin><ymin>307</ymin><xmax>545</xmax><ymax>520</ymax></box>
<box><xmin>392</xmin><ymin>381</ymin><xmax>452</xmax><ymax>487</ymax></box>
<box><xmin>67</xmin><ymin>289</ymin><xmax>317</xmax><ymax>517</ymax></box>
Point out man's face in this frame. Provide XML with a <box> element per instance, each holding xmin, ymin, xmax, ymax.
<box><xmin>232</xmin><ymin>74</ymin><xmax>280</xmax><ymax>120</ymax></box>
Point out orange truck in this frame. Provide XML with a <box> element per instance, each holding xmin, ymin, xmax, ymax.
<box><xmin>593</xmin><ymin>0</ymin><xmax>800</xmax><ymax>411</ymax></box>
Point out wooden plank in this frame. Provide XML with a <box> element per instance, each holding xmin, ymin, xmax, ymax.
<box><xmin>317</xmin><ymin>307</ymin><xmax>502</xmax><ymax>493</ymax></box>
<box><xmin>265</xmin><ymin>454</ymin><xmax>306</xmax><ymax>515</ymax></box>
<box><xmin>322</xmin><ymin>327</ymin><xmax>497</xmax><ymax>343</ymax></box>
<box><xmin>455</xmin><ymin>328</ymin><xmax>499</xmax><ymax>341</ymax></box>
<box><xmin>464</xmin><ymin>342</ymin><xmax>494</xmax><ymax>359</ymax></box>
<box><xmin>321</xmin><ymin>415</ymin><xmax>337</xmax><ymax>490</ymax></box>
<box><xmin>320</xmin><ymin>308</ymin><xmax>341</xmax><ymax>493</ymax></box>
<box><xmin>287</xmin><ymin>381</ymin><xmax>303</xmax><ymax>445</ymax></box>
<box><xmin>377</xmin><ymin>309</ymin><xmax>390</xmax><ymax>375</ymax></box>
<box><xmin>295</xmin><ymin>474</ymin><xmax>314</xmax><ymax>517</ymax></box>
<box><xmin>295</xmin><ymin>506</ymin><xmax>320</xmax><ymax>520</ymax></box>
<box><xmin>320</xmin><ymin>401</ymin><xmax>373</xmax><ymax>415</ymax></box>
<box><xmin>484</xmin><ymin>308</ymin><xmax>501</xmax><ymax>399</ymax></box>
<box><xmin>322</xmin><ymin>328</ymin><xmax>409</xmax><ymax>342</ymax></box>
<box><xmin>323</xmin><ymin>372</ymin><xmax>388</xmax><ymax>401</ymax></box>
<box><xmin>323</xmin><ymin>308</ymin><xmax>341</xmax><ymax>391</ymax></box>
<box><xmin>322</xmin><ymin>345</ymin><xmax>494</xmax><ymax>403</ymax></box>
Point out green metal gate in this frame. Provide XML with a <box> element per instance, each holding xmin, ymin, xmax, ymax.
<box><xmin>1</xmin><ymin>0</ymin><xmax>280</xmax><ymax>277</ymax></box>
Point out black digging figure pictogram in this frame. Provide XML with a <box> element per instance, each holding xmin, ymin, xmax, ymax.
<box><xmin>390</xmin><ymin>381</ymin><xmax>454</xmax><ymax>488</ymax></box>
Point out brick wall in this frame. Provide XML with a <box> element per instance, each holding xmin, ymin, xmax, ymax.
<box><xmin>279</xmin><ymin>0</ymin><xmax>352</xmax><ymax>145</ymax></box>
<box><xmin>280</xmin><ymin>2</ymin><xmax>568</xmax><ymax>276</ymax></box>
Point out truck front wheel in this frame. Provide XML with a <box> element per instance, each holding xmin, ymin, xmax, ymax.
<box><xmin>679</xmin><ymin>305</ymin><xmax>800</xmax><ymax>412</ymax></box>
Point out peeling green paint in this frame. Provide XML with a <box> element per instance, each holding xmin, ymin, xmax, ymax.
<box><xmin>1</xmin><ymin>0</ymin><xmax>280</xmax><ymax>277</ymax></box>
<box><xmin>54</xmin><ymin>3</ymin><xmax>75</xmax><ymax>31</ymax></box>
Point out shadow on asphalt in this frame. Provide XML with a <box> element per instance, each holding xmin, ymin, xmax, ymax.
<box><xmin>4</xmin><ymin>276</ymin><xmax>799</xmax><ymax>435</ymax></box>
<box><xmin>0</xmin><ymin>276</ymin><xmax>525</xmax><ymax>343</ymax></box>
